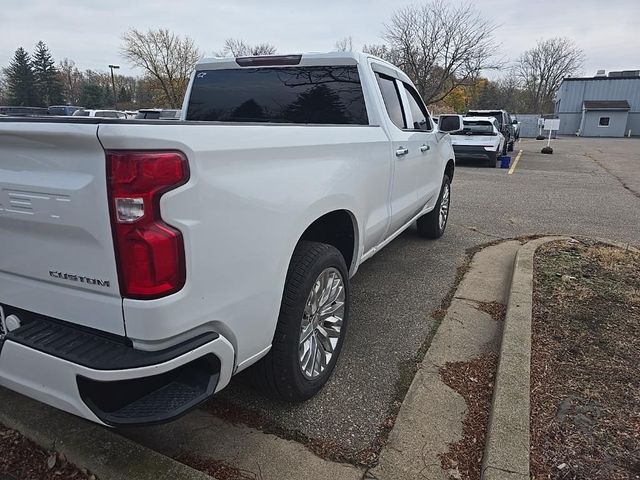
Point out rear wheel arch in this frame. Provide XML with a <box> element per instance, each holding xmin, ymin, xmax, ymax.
<box><xmin>298</xmin><ymin>209</ymin><xmax>359</xmax><ymax>274</ymax></box>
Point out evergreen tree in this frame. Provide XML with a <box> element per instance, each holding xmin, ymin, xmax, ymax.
<box><xmin>79</xmin><ymin>83</ymin><xmax>105</xmax><ymax>109</ymax></box>
<box><xmin>32</xmin><ymin>41</ymin><xmax>64</xmax><ymax>106</ymax></box>
<box><xmin>4</xmin><ymin>47</ymin><xmax>37</xmax><ymax>106</ymax></box>
<box><xmin>284</xmin><ymin>85</ymin><xmax>348</xmax><ymax>124</ymax></box>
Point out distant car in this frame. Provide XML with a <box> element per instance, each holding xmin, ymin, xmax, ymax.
<box><xmin>511</xmin><ymin>117</ymin><xmax>520</xmax><ymax>140</ymax></box>
<box><xmin>48</xmin><ymin>105</ymin><xmax>84</xmax><ymax>116</ymax></box>
<box><xmin>0</xmin><ymin>106</ymin><xmax>49</xmax><ymax>116</ymax></box>
<box><xmin>72</xmin><ymin>109</ymin><xmax>127</xmax><ymax>119</ymax></box>
<box><xmin>450</xmin><ymin>116</ymin><xmax>505</xmax><ymax>167</ymax></box>
<box><xmin>135</xmin><ymin>109</ymin><xmax>181</xmax><ymax>120</ymax></box>
<box><xmin>466</xmin><ymin>109</ymin><xmax>515</xmax><ymax>154</ymax></box>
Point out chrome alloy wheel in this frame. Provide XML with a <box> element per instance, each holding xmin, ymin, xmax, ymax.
<box><xmin>439</xmin><ymin>183</ymin><xmax>450</xmax><ymax>231</ymax></box>
<box><xmin>298</xmin><ymin>267</ymin><xmax>345</xmax><ymax>379</ymax></box>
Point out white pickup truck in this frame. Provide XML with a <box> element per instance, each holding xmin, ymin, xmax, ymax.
<box><xmin>0</xmin><ymin>52</ymin><xmax>459</xmax><ymax>426</ymax></box>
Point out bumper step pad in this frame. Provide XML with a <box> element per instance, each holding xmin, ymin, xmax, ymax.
<box><xmin>3</xmin><ymin>304</ymin><xmax>218</xmax><ymax>370</ymax></box>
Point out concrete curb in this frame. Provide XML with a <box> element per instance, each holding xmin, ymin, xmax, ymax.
<box><xmin>370</xmin><ymin>240</ymin><xmax>523</xmax><ymax>480</ymax></box>
<box><xmin>480</xmin><ymin>236</ymin><xmax>569</xmax><ymax>480</ymax></box>
<box><xmin>0</xmin><ymin>387</ymin><xmax>213</xmax><ymax>480</ymax></box>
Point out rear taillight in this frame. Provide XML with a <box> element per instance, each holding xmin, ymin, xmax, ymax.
<box><xmin>106</xmin><ymin>151</ymin><xmax>189</xmax><ymax>299</ymax></box>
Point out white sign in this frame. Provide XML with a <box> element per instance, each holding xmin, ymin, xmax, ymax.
<box><xmin>544</xmin><ymin>118</ymin><xmax>560</xmax><ymax>131</ymax></box>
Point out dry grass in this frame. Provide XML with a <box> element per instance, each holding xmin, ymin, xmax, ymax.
<box><xmin>439</xmin><ymin>354</ymin><xmax>499</xmax><ymax>480</ymax></box>
<box><xmin>176</xmin><ymin>453</ymin><xmax>259</xmax><ymax>480</ymax></box>
<box><xmin>531</xmin><ymin>240</ymin><xmax>640</xmax><ymax>480</ymax></box>
<box><xmin>0</xmin><ymin>423</ymin><xmax>93</xmax><ymax>480</ymax></box>
<box><xmin>475</xmin><ymin>301</ymin><xmax>507</xmax><ymax>322</ymax></box>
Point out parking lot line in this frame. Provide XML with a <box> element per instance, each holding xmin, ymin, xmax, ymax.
<box><xmin>508</xmin><ymin>150</ymin><xmax>523</xmax><ymax>175</ymax></box>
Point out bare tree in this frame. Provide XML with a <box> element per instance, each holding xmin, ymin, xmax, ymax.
<box><xmin>217</xmin><ymin>38</ymin><xmax>277</xmax><ymax>57</ymax></box>
<box><xmin>381</xmin><ymin>0</ymin><xmax>501</xmax><ymax>105</ymax></box>
<box><xmin>516</xmin><ymin>37</ymin><xmax>585</xmax><ymax>113</ymax></box>
<box><xmin>121</xmin><ymin>28</ymin><xmax>202</xmax><ymax>108</ymax></box>
<box><xmin>59</xmin><ymin>58</ymin><xmax>84</xmax><ymax>104</ymax></box>
<box><xmin>362</xmin><ymin>44</ymin><xmax>401</xmax><ymax>64</ymax></box>
<box><xmin>468</xmin><ymin>72</ymin><xmax>528</xmax><ymax>113</ymax></box>
<box><xmin>334</xmin><ymin>36</ymin><xmax>354</xmax><ymax>52</ymax></box>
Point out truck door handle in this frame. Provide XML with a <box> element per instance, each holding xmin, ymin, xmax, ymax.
<box><xmin>395</xmin><ymin>147</ymin><xmax>409</xmax><ymax>157</ymax></box>
<box><xmin>420</xmin><ymin>144</ymin><xmax>430</xmax><ymax>152</ymax></box>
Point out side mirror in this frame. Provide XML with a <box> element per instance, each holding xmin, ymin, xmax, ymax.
<box><xmin>512</xmin><ymin>119</ymin><xmax>518</xmax><ymax>125</ymax></box>
<box><xmin>438</xmin><ymin>114</ymin><xmax>463</xmax><ymax>133</ymax></box>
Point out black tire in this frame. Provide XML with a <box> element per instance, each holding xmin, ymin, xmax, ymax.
<box><xmin>488</xmin><ymin>152</ymin><xmax>498</xmax><ymax>168</ymax></box>
<box><xmin>251</xmin><ymin>241</ymin><xmax>350</xmax><ymax>401</ymax></box>
<box><xmin>417</xmin><ymin>174</ymin><xmax>451</xmax><ymax>239</ymax></box>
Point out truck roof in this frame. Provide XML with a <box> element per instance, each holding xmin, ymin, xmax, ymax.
<box><xmin>464</xmin><ymin>116</ymin><xmax>496</xmax><ymax>123</ymax></box>
<box><xmin>466</xmin><ymin>109</ymin><xmax>506</xmax><ymax>114</ymax></box>
<box><xmin>197</xmin><ymin>51</ymin><xmax>362</xmax><ymax>69</ymax></box>
<box><xmin>196</xmin><ymin>51</ymin><xmax>413</xmax><ymax>88</ymax></box>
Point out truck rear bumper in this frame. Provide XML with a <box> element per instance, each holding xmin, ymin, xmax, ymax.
<box><xmin>0</xmin><ymin>309</ymin><xmax>234</xmax><ymax>426</ymax></box>
<box><xmin>453</xmin><ymin>145</ymin><xmax>497</xmax><ymax>161</ymax></box>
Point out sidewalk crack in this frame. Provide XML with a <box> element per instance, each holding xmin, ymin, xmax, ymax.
<box><xmin>483</xmin><ymin>464</ymin><xmax>528</xmax><ymax>477</ymax></box>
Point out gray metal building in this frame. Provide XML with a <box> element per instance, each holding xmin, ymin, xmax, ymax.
<box><xmin>554</xmin><ymin>70</ymin><xmax>640</xmax><ymax>137</ymax></box>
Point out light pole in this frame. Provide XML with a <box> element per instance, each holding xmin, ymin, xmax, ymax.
<box><xmin>108</xmin><ymin>64</ymin><xmax>120</xmax><ymax>110</ymax></box>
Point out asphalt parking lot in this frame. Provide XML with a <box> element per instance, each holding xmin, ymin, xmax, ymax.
<box><xmin>124</xmin><ymin>136</ymin><xmax>640</xmax><ymax>466</ymax></box>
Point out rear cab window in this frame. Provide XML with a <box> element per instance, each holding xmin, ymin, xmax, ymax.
<box><xmin>186</xmin><ymin>66</ymin><xmax>368</xmax><ymax>125</ymax></box>
<box><xmin>468</xmin><ymin>110</ymin><xmax>504</xmax><ymax>127</ymax></box>
<box><xmin>455</xmin><ymin>120</ymin><xmax>496</xmax><ymax>135</ymax></box>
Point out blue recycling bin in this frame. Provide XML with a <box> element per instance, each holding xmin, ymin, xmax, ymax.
<box><xmin>499</xmin><ymin>155</ymin><xmax>511</xmax><ymax>169</ymax></box>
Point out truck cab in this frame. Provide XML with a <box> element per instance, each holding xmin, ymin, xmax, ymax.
<box><xmin>0</xmin><ymin>52</ymin><xmax>459</xmax><ymax>426</ymax></box>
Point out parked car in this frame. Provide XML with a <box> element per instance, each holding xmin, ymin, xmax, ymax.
<box><xmin>450</xmin><ymin>116</ymin><xmax>505</xmax><ymax>167</ymax></box>
<box><xmin>48</xmin><ymin>105</ymin><xmax>84</xmax><ymax>116</ymax></box>
<box><xmin>511</xmin><ymin>117</ymin><xmax>520</xmax><ymax>140</ymax></box>
<box><xmin>0</xmin><ymin>51</ymin><xmax>461</xmax><ymax>427</ymax></box>
<box><xmin>0</xmin><ymin>106</ymin><xmax>49</xmax><ymax>116</ymax></box>
<box><xmin>466</xmin><ymin>109</ymin><xmax>515</xmax><ymax>154</ymax></box>
<box><xmin>72</xmin><ymin>109</ymin><xmax>127</xmax><ymax>118</ymax></box>
<box><xmin>135</xmin><ymin>109</ymin><xmax>181</xmax><ymax>120</ymax></box>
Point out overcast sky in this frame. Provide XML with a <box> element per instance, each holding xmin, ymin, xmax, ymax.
<box><xmin>1</xmin><ymin>0</ymin><xmax>638</xmax><ymax>78</ymax></box>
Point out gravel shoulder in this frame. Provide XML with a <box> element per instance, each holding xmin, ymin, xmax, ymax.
<box><xmin>531</xmin><ymin>239</ymin><xmax>640</xmax><ymax>479</ymax></box>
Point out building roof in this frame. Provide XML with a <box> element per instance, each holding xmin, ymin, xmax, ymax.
<box><xmin>583</xmin><ymin>100</ymin><xmax>630</xmax><ymax>110</ymax></box>
<box><xmin>563</xmin><ymin>75</ymin><xmax>640</xmax><ymax>82</ymax></box>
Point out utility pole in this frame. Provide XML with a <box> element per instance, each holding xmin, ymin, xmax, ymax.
<box><xmin>108</xmin><ymin>64</ymin><xmax>120</xmax><ymax>110</ymax></box>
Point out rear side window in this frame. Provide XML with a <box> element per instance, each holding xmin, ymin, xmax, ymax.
<box><xmin>187</xmin><ymin>66</ymin><xmax>368</xmax><ymax>125</ymax></box>
<box><xmin>402</xmin><ymin>83</ymin><xmax>432</xmax><ymax>131</ymax></box>
<box><xmin>136</xmin><ymin>111</ymin><xmax>160</xmax><ymax>119</ymax></box>
<box><xmin>96</xmin><ymin>111</ymin><xmax>118</xmax><ymax>118</ymax></box>
<box><xmin>454</xmin><ymin>120</ymin><xmax>495</xmax><ymax>135</ymax></box>
<box><xmin>375</xmin><ymin>73</ymin><xmax>405</xmax><ymax>129</ymax></box>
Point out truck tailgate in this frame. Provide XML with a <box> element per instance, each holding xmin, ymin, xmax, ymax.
<box><xmin>0</xmin><ymin>122</ymin><xmax>124</xmax><ymax>335</ymax></box>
